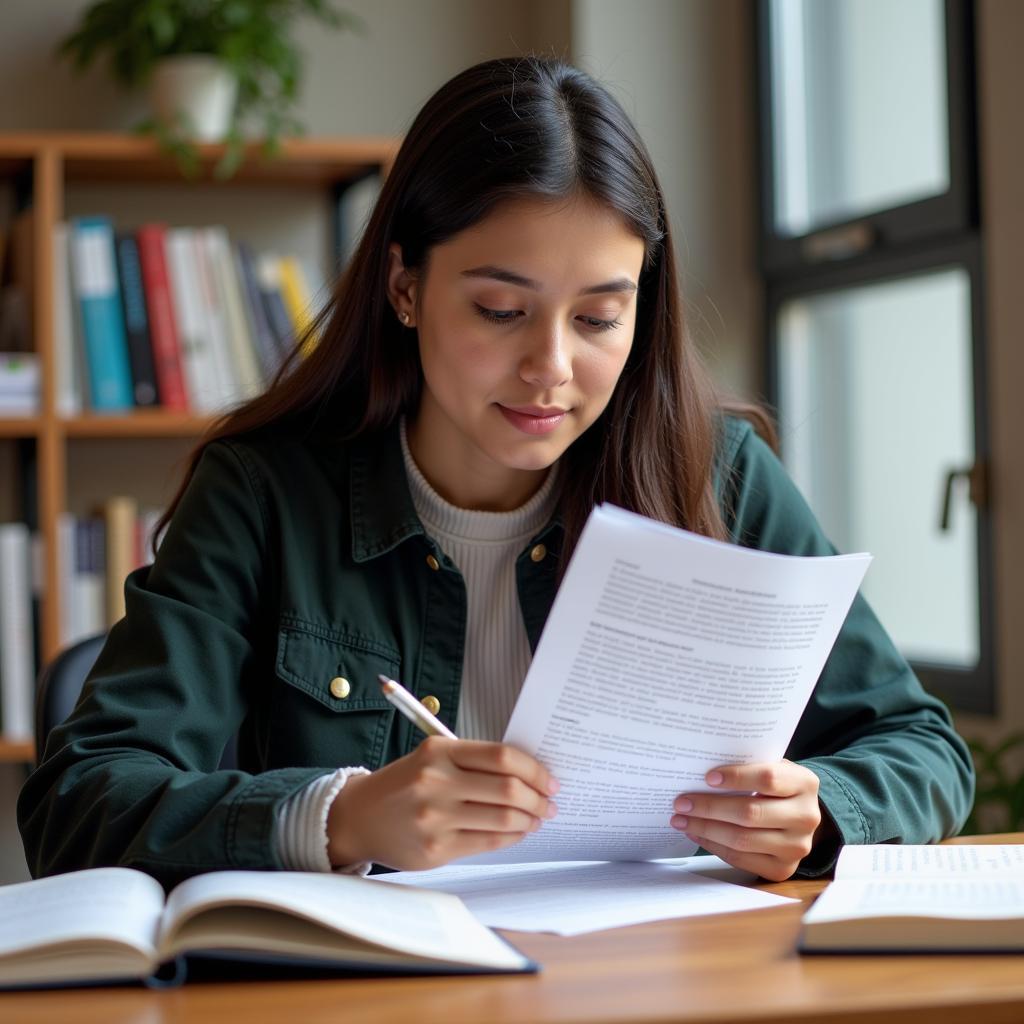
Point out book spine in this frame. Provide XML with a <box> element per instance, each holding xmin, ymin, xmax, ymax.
<box><xmin>104</xmin><ymin>496</ymin><xmax>138</xmax><ymax>626</ymax></box>
<box><xmin>52</xmin><ymin>223</ymin><xmax>84</xmax><ymax>416</ymax></box>
<box><xmin>136</xmin><ymin>225</ymin><xmax>189</xmax><ymax>411</ymax></box>
<box><xmin>277</xmin><ymin>255</ymin><xmax>314</xmax><ymax>347</ymax></box>
<box><xmin>190</xmin><ymin>231</ymin><xmax>242</xmax><ymax>407</ymax></box>
<box><xmin>115</xmin><ymin>234</ymin><xmax>159</xmax><ymax>407</ymax></box>
<box><xmin>234</xmin><ymin>241</ymin><xmax>282</xmax><ymax>381</ymax></box>
<box><xmin>0</xmin><ymin>522</ymin><xmax>35</xmax><ymax>740</ymax></box>
<box><xmin>256</xmin><ymin>255</ymin><xmax>297</xmax><ymax>361</ymax></box>
<box><xmin>69</xmin><ymin>217</ymin><xmax>134</xmax><ymax>412</ymax></box>
<box><xmin>201</xmin><ymin>227</ymin><xmax>262</xmax><ymax>399</ymax></box>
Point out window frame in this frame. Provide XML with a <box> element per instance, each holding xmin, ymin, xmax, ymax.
<box><xmin>755</xmin><ymin>0</ymin><xmax>993</xmax><ymax>713</ymax></box>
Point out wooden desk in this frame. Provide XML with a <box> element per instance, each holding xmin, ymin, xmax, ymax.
<box><xmin>4</xmin><ymin>834</ymin><xmax>1023</xmax><ymax>1024</ymax></box>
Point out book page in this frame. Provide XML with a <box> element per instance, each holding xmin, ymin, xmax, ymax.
<box><xmin>834</xmin><ymin>843</ymin><xmax>1024</xmax><ymax>880</ymax></box>
<box><xmin>158</xmin><ymin>870</ymin><xmax>527</xmax><ymax>971</ymax></box>
<box><xmin>804</xmin><ymin>877</ymin><xmax>1024</xmax><ymax>924</ymax></box>
<box><xmin>0</xmin><ymin>867</ymin><xmax>164</xmax><ymax>961</ymax></box>
<box><xmin>459</xmin><ymin>504</ymin><xmax>870</xmax><ymax>864</ymax></box>
<box><xmin>380</xmin><ymin>856</ymin><xmax>798</xmax><ymax>935</ymax></box>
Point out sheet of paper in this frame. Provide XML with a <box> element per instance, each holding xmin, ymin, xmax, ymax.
<box><xmin>460</xmin><ymin>503</ymin><xmax>870</xmax><ymax>865</ymax></box>
<box><xmin>379</xmin><ymin>856</ymin><xmax>798</xmax><ymax>935</ymax></box>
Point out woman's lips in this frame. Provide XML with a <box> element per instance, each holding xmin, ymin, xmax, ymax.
<box><xmin>497</xmin><ymin>405</ymin><xmax>568</xmax><ymax>435</ymax></box>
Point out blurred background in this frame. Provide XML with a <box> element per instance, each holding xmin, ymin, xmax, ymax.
<box><xmin>0</xmin><ymin>0</ymin><xmax>1020</xmax><ymax>882</ymax></box>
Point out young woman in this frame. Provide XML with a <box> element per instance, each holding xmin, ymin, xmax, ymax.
<box><xmin>19</xmin><ymin>56</ymin><xmax>974</xmax><ymax>888</ymax></box>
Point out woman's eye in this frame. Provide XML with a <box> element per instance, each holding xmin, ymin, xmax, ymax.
<box><xmin>474</xmin><ymin>304</ymin><xmax>622</xmax><ymax>332</ymax></box>
<box><xmin>474</xmin><ymin>304</ymin><xmax>522</xmax><ymax>324</ymax></box>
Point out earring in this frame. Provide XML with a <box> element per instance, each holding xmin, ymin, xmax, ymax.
<box><xmin>400</xmin><ymin>312</ymin><xmax>411</xmax><ymax>326</ymax></box>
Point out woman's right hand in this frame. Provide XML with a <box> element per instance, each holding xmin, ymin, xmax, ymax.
<box><xmin>325</xmin><ymin>737</ymin><xmax>560</xmax><ymax>871</ymax></box>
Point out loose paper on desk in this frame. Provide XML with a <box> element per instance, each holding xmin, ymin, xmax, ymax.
<box><xmin>381</xmin><ymin>856</ymin><xmax>798</xmax><ymax>936</ymax></box>
<box><xmin>458</xmin><ymin>504</ymin><xmax>871</xmax><ymax>865</ymax></box>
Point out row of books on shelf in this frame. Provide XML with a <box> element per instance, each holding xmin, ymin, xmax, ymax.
<box><xmin>0</xmin><ymin>220</ymin><xmax>330</xmax><ymax>417</ymax></box>
<box><xmin>0</xmin><ymin>499</ymin><xmax>158</xmax><ymax>742</ymax></box>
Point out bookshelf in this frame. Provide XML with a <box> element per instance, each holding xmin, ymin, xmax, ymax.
<box><xmin>0</xmin><ymin>133</ymin><xmax>399</xmax><ymax>763</ymax></box>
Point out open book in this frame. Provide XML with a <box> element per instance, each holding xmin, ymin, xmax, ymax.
<box><xmin>0</xmin><ymin>867</ymin><xmax>534</xmax><ymax>989</ymax></box>
<box><xmin>457</xmin><ymin>503</ymin><xmax>871</xmax><ymax>865</ymax></box>
<box><xmin>800</xmin><ymin>844</ymin><xmax>1024</xmax><ymax>952</ymax></box>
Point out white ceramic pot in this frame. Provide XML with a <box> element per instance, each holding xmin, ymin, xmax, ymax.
<box><xmin>149</xmin><ymin>55</ymin><xmax>238</xmax><ymax>142</ymax></box>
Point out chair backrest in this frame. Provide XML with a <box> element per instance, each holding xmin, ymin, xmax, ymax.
<box><xmin>34</xmin><ymin>634</ymin><xmax>237</xmax><ymax>771</ymax></box>
<box><xmin>34</xmin><ymin>634</ymin><xmax>105</xmax><ymax>765</ymax></box>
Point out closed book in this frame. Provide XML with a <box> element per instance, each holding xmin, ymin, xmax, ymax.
<box><xmin>52</xmin><ymin>224</ymin><xmax>85</xmax><ymax>416</ymax></box>
<box><xmin>136</xmin><ymin>225</ymin><xmax>188</xmax><ymax>411</ymax></box>
<box><xmin>256</xmin><ymin>254</ymin><xmax>297</xmax><ymax>360</ymax></box>
<box><xmin>103</xmin><ymin>495</ymin><xmax>138</xmax><ymax>627</ymax></box>
<box><xmin>199</xmin><ymin>227</ymin><xmax>262</xmax><ymax>399</ymax></box>
<box><xmin>68</xmin><ymin>217</ymin><xmax>134</xmax><ymax>412</ymax></box>
<box><xmin>234</xmin><ymin>241</ymin><xmax>284</xmax><ymax>381</ymax></box>
<box><xmin>0</xmin><ymin>522</ymin><xmax>34</xmax><ymax>741</ymax></box>
<box><xmin>165</xmin><ymin>228</ymin><xmax>234</xmax><ymax>411</ymax></box>
<box><xmin>0</xmin><ymin>867</ymin><xmax>535</xmax><ymax>990</ymax></box>
<box><xmin>277</xmin><ymin>255</ymin><xmax>315</xmax><ymax>352</ymax></box>
<box><xmin>115</xmin><ymin>234</ymin><xmax>159</xmax><ymax>407</ymax></box>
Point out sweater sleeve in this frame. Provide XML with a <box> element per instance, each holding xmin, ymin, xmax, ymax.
<box><xmin>18</xmin><ymin>441</ymin><xmax>328</xmax><ymax>890</ymax></box>
<box><xmin>719</xmin><ymin>419</ymin><xmax>976</xmax><ymax>876</ymax></box>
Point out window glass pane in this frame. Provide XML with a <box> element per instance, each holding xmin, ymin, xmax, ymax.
<box><xmin>769</xmin><ymin>0</ymin><xmax>950</xmax><ymax>236</ymax></box>
<box><xmin>777</xmin><ymin>268</ymin><xmax>977</xmax><ymax>668</ymax></box>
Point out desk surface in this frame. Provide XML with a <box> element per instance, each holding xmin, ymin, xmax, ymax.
<box><xmin>4</xmin><ymin>833</ymin><xmax>1024</xmax><ymax>1024</ymax></box>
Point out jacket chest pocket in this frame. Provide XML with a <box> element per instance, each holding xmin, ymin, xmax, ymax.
<box><xmin>273</xmin><ymin>620</ymin><xmax>400</xmax><ymax>770</ymax></box>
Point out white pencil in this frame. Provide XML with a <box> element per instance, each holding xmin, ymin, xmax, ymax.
<box><xmin>378</xmin><ymin>674</ymin><xmax>459</xmax><ymax>739</ymax></box>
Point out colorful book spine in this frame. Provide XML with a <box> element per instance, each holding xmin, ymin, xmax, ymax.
<box><xmin>136</xmin><ymin>225</ymin><xmax>189</xmax><ymax>411</ymax></box>
<box><xmin>115</xmin><ymin>234</ymin><xmax>159</xmax><ymax>407</ymax></box>
<box><xmin>235</xmin><ymin>241</ymin><xmax>283</xmax><ymax>381</ymax></box>
<box><xmin>68</xmin><ymin>217</ymin><xmax>134</xmax><ymax>412</ymax></box>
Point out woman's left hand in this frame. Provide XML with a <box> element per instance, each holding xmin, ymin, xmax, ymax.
<box><xmin>671</xmin><ymin>759</ymin><xmax>824</xmax><ymax>882</ymax></box>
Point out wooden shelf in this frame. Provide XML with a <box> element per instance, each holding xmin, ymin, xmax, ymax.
<box><xmin>61</xmin><ymin>412</ymin><xmax>216</xmax><ymax>439</ymax></box>
<box><xmin>0</xmin><ymin>133</ymin><xmax>399</xmax><ymax>185</ymax></box>
<box><xmin>0</xmin><ymin>739</ymin><xmax>34</xmax><ymax>763</ymax></box>
<box><xmin>0</xmin><ymin>417</ymin><xmax>40</xmax><ymax>438</ymax></box>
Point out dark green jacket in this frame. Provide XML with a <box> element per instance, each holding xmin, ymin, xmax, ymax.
<box><xmin>18</xmin><ymin>417</ymin><xmax>975</xmax><ymax>888</ymax></box>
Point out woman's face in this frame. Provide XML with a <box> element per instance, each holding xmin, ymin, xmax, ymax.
<box><xmin>388</xmin><ymin>194</ymin><xmax>646</xmax><ymax>511</ymax></box>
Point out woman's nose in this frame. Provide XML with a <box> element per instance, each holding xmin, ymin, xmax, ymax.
<box><xmin>519</xmin><ymin>327</ymin><xmax>573</xmax><ymax>389</ymax></box>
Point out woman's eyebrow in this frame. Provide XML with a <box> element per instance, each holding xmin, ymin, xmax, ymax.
<box><xmin>460</xmin><ymin>265</ymin><xmax>637</xmax><ymax>295</ymax></box>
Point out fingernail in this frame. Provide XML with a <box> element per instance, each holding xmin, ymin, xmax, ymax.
<box><xmin>548</xmin><ymin>778</ymin><xmax>561</xmax><ymax>795</ymax></box>
<box><xmin>706</xmin><ymin>771</ymin><xmax>724</xmax><ymax>786</ymax></box>
<box><xmin>545</xmin><ymin>801</ymin><xmax>558</xmax><ymax>819</ymax></box>
<box><xmin>671</xmin><ymin>815</ymin><xmax>689</xmax><ymax>830</ymax></box>
<box><xmin>675</xmin><ymin>798</ymin><xmax>693</xmax><ymax>813</ymax></box>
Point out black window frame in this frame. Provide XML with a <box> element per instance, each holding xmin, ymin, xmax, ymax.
<box><xmin>755</xmin><ymin>0</ymin><xmax>994</xmax><ymax>713</ymax></box>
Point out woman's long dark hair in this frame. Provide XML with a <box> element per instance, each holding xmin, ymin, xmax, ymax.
<box><xmin>154</xmin><ymin>54</ymin><xmax>775</xmax><ymax>564</ymax></box>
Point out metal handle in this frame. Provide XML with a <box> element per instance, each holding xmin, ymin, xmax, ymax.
<box><xmin>940</xmin><ymin>462</ymin><xmax>988</xmax><ymax>531</ymax></box>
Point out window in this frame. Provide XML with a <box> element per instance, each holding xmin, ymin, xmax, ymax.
<box><xmin>756</xmin><ymin>0</ymin><xmax>991</xmax><ymax>711</ymax></box>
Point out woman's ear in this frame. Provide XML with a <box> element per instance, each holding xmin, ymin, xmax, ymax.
<box><xmin>386</xmin><ymin>242</ymin><xmax>418</xmax><ymax>326</ymax></box>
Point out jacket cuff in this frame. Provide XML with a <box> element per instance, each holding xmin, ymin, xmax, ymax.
<box><xmin>794</xmin><ymin>759</ymin><xmax>868</xmax><ymax>878</ymax></box>
<box><xmin>225</xmin><ymin>767</ymin><xmax>337</xmax><ymax>869</ymax></box>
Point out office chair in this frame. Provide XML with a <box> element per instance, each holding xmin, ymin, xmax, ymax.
<box><xmin>34</xmin><ymin>633</ymin><xmax>237</xmax><ymax>770</ymax></box>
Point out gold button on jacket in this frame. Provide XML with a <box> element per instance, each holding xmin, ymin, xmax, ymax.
<box><xmin>420</xmin><ymin>695</ymin><xmax>441</xmax><ymax>715</ymax></box>
<box><xmin>329</xmin><ymin>677</ymin><xmax>351</xmax><ymax>699</ymax></box>
<box><xmin>530</xmin><ymin>543</ymin><xmax>546</xmax><ymax>562</ymax></box>
<box><xmin>425</xmin><ymin>554</ymin><xmax>440</xmax><ymax>571</ymax></box>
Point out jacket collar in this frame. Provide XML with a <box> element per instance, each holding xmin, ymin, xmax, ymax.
<box><xmin>348</xmin><ymin>421</ymin><xmax>425</xmax><ymax>562</ymax></box>
<box><xmin>347</xmin><ymin>418</ymin><xmax>567</xmax><ymax>563</ymax></box>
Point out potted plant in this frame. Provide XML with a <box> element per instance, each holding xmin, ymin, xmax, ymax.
<box><xmin>57</xmin><ymin>0</ymin><xmax>366</xmax><ymax>177</ymax></box>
